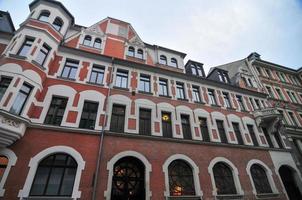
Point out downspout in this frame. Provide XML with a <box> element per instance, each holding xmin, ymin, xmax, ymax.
<box><xmin>92</xmin><ymin>57</ymin><xmax>115</xmax><ymax>200</ymax></box>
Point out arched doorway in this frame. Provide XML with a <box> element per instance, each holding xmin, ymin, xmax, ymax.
<box><xmin>110</xmin><ymin>156</ymin><xmax>145</xmax><ymax>200</ymax></box>
<box><xmin>279</xmin><ymin>165</ymin><xmax>302</xmax><ymax>200</ymax></box>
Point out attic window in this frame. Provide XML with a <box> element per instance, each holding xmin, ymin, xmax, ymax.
<box><xmin>159</xmin><ymin>55</ymin><xmax>167</xmax><ymax>65</ymax></box>
<box><xmin>171</xmin><ymin>58</ymin><xmax>178</xmax><ymax>68</ymax></box>
<box><xmin>0</xmin><ymin>13</ymin><xmax>3</xmax><ymax>20</ymax></box>
<box><xmin>137</xmin><ymin>49</ymin><xmax>143</xmax><ymax>59</ymax></box>
<box><xmin>128</xmin><ymin>46</ymin><xmax>135</xmax><ymax>57</ymax></box>
<box><xmin>94</xmin><ymin>38</ymin><xmax>102</xmax><ymax>49</ymax></box>
<box><xmin>83</xmin><ymin>35</ymin><xmax>92</xmax><ymax>46</ymax></box>
<box><xmin>38</xmin><ymin>10</ymin><xmax>50</xmax><ymax>22</ymax></box>
<box><xmin>52</xmin><ymin>17</ymin><xmax>63</xmax><ymax>31</ymax></box>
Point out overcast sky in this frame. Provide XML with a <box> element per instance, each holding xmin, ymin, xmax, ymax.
<box><xmin>1</xmin><ymin>0</ymin><xmax>302</xmax><ymax>73</ymax></box>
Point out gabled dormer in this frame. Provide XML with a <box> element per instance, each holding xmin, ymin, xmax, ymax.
<box><xmin>185</xmin><ymin>60</ymin><xmax>205</xmax><ymax>78</ymax></box>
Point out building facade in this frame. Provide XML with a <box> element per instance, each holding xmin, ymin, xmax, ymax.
<box><xmin>0</xmin><ymin>0</ymin><xmax>301</xmax><ymax>199</ymax></box>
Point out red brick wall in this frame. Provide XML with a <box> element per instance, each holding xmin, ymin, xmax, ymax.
<box><xmin>6</xmin><ymin>128</ymin><xmax>99</xmax><ymax>200</ymax></box>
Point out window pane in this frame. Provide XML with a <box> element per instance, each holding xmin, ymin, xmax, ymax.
<box><xmin>213</xmin><ymin>162</ymin><xmax>237</xmax><ymax>194</ymax></box>
<box><xmin>30</xmin><ymin>167</ymin><xmax>50</xmax><ymax>195</ymax></box>
<box><xmin>0</xmin><ymin>77</ymin><xmax>12</xmax><ymax>101</ymax></box>
<box><xmin>10</xmin><ymin>84</ymin><xmax>32</xmax><ymax>115</ymax></box>
<box><xmin>45</xmin><ymin>167</ymin><xmax>64</xmax><ymax>195</ymax></box>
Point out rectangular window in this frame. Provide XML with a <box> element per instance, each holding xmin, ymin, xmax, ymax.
<box><xmin>278</xmin><ymin>110</ymin><xmax>288</xmax><ymax>125</ymax></box>
<box><xmin>139</xmin><ymin>74</ymin><xmax>151</xmax><ymax>93</ymax></box>
<box><xmin>265</xmin><ymin>69</ymin><xmax>272</xmax><ymax>78</ymax></box>
<box><xmin>79</xmin><ymin>101</ymin><xmax>99</xmax><ymax>129</ymax></box>
<box><xmin>10</xmin><ymin>83</ymin><xmax>32</xmax><ymax>115</ymax></box>
<box><xmin>254</xmin><ymin>99</ymin><xmax>261</xmax><ymax>109</ymax></box>
<box><xmin>190</xmin><ymin>64</ymin><xmax>203</xmax><ymax>77</ymax></box>
<box><xmin>247</xmin><ymin>78</ymin><xmax>254</xmax><ymax>87</ymax></box>
<box><xmin>181</xmin><ymin>115</ymin><xmax>192</xmax><ymax>140</ymax></box>
<box><xmin>288</xmin><ymin>111</ymin><xmax>298</xmax><ymax>126</ymax></box>
<box><xmin>159</xmin><ymin>79</ymin><xmax>168</xmax><ymax>96</ymax></box>
<box><xmin>35</xmin><ymin>43</ymin><xmax>51</xmax><ymax>66</ymax></box>
<box><xmin>218</xmin><ymin>71</ymin><xmax>229</xmax><ymax>83</ymax></box>
<box><xmin>273</xmin><ymin>131</ymin><xmax>283</xmax><ymax>148</ymax></box>
<box><xmin>232</xmin><ymin>122</ymin><xmax>244</xmax><ymax>145</ymax></box>
<box><xmin>275</xmin><ymin>88</ymin><xmax>284</xmax><ymax>100</ymax></box>
<box><xmin>247</xmin><ymin>124</ymin><xmax>259</xmax><ymax>146</ymax></box>
<box><xmin>162</xmin><ymin>112</ymin><xmax>172</xmax><ymax>138</ymax></box>
<box><xmin>256</xmin><ymin>66</ymin><xmax>262</xmax><ymax>75</ymax></box>
<box><xmin>249</xmin><ymin>98</ymin><xmax>256</xmax><ymax>110</ymax></box>
<box><xmin>61</xmin><ymin>59</ymin><xmax>79</xmax><ymax>80</ymax></box>
<box><xmin>176</xmin><ymin>82</ymin><xmax>185</xmax><ymax>99</ymax></box>
<box><xmin>110</xmin><ymin>105</ymin><xmax>125</xmax><ymax>133</ymax></box>
<box><xmin>199</xmin><ymin>117</ymin><xmax>210</xmax><ymax>142</ymax></box>
<box><xmin>287</xmin><ymin>91</ymin><xmax>298</xmax><ymax>103</ymax></box>
<box><xmin>266</xmin><ymin>86</ymin><xmax>274</xmax><ymax>98</ymax></box>
<box><xmin>0</xmin><ymin>77</ymin><xmax>12</xmax><ymax>101</ymax></box>
<box><xmin>236</xmin><ymin>95</ymin><xmax>245</xmax><ymax>111</ymax></box>
<box><xmin>139</xmin><ymin>108</ymin><xmax>151</xmax><ymax>135</ymax></box>
<box><xmin>89</xmin><ymin>65</ymin><xmax>104</xmax><ymax>85</ymax></box>
<box><xmin>115</xmin><ymin>70</ymin><xmax>128</xmax><ymax>88</ymax></box>
<box><xmin>216</xmin><ymin>120</ymin><xmax>227</xmax><ymax>143</ymax></box>
<box><xmin>208</xmin><ymin>89</ymin><xmax>217</xmax><ymax>105</ymax></box>
<box><xmin>192</xmin><ymin>85</ymin><xmax>201</xmax><ymax>102</ymax></box>
<box><xmin>262</xmin><ymin>127</ymin><xmax>274</xmax><ymax>148</ymax></box>
<box><xmin>18</xmin><ymin>37</ymin><xmax>35</xmax><ymax>56</ymax></box>
<box><xmin>44</xmin><ymin>96</ymin><xmax>68</xmax><ymax>125</ymax></box>
<box><xmin>222</xmin><ymin>92</ymin><xmax>231</xmax><ymax>108</ymax></box>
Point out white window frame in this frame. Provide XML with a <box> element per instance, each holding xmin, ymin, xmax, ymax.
<box><xmin>104</xmin><ymin>150</ymin><xmax>152</xmax><ymax>200</ymax></box>
<box><xmin>162</xmin><ymin>154</ymin><xmax>202</xmax><ymax>198</ymax></box>
<box><xmin>18</xmin><ymin>146</ymin><xmax>85</xmax><ymax>199</ymax></box>
<box><xmin>246</xmin><ymin>159</ymin><xmax>279</xmax><ymax>196</ymax></box>
<box><xmin>0</xmin><ymin>148</ymin><xmax>17</xmax><ymax>197</ymax></box>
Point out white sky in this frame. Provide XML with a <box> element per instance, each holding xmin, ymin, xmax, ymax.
<box><xmin>1</xmin><ymin>0</ymin><xmax>302</xmax><ymax>73</ymax></box>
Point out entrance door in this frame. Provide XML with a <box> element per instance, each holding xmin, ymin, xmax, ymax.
<box><xmin>111</xmin><ymin>157</ymin><xmax>145</xmax><ymax>200</ymax></box>
<box><xmin>279</xmin><ymin>165</ymin><xmax>302</xmax><ymax>200</ymax></box>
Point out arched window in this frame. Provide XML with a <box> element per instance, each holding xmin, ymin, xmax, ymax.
<box><xmin>93</xmin><ymin>38</ymin><xmax>102</xmax><ymax>49</ymax></box>
<box><xmin>52</xmin><ymin>17</ymin><xmax>63</xmax><ymax>31</ymax></box>
<box><xmin>38</xmin><ymin>10</ymin><xmax>50</xmax><ymax>22</ymax></box>
<box><xmin>111</xmin><ymin>156</ymin><xmax>145</xmax><ymax>200</ymax></box>
<box><xmin>137</xmin><ymin>49</ymin><xmax>143</xmax><ymax>59</ymax></box>
<box><xmin>171</xmin><ymin>58</ymin><xmax>178</xmax><ymax>68</ymax></box>
<box><xmin>128</xmin><ymin>46</ymin><xmax>135</xmax><ymax>57</ymax></box>
<box><xmin>159</xmin><ymin>55</ymin><xmax>167</xmax><ymax>65</ymax></box>
<box><xmin>168</xmin><ymin>160</ymin><xmax>195</xmax><ymax>196</ymax></box>
<box><xmin>0</xmin><ymin>156</ymin><xmax>8</xmax><ymax>182</ymax></box>
<box><xmin>83</xmin><ymin>35</ymin><xmax>92</xmax><ymax>46</ymax></box>
<box><xmin>213</xmin><ymin>162</ymin><xmax>237</xmax><ymax>195</ymax></box>
<box><xmin>251</xmin><ymin>164</ymin><xmax>272</xmax><ymax>194</ymax></box>
<box><xmin>30</xmin><ymin>153</ymin><xmax>77</xmax><ymax>196</ymax></box>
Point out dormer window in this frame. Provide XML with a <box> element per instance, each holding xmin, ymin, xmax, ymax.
<box><xmin>83</xmin><ymin>35</ymin><xmax>92</xmax><ymax>46</ymax></box>
<box><xmin>190</xmin><ymin>64</ymin><xmax>203</xmax><ymax>77</ymax></box>
<box><xmin>38</xmin><ymin>10</ymin><xmax>50</xmax><ymax>22</ymax></box>
<box><xmin>159</xmin><ymin>55</ymin><xmax>167</xmax><ymax>65</ymax></box>
<box><xmin>170</xmin><ymin>58</ymin><xmax>178</xmax><ymax>68</ymax></box>
<box><xmin>137</xmin><ymin>49</ymin><xmax>143</xmax><ymax>59</ymax></box>
<box><xmin>128</xmin><ymin>46</ymin><xmax>135</xmax><ymax>57</ymax></box>
<box><xmin>93</xmin><ymin>38</ymin><xmax>102</xmax><ymax>49</ymax></box>
<box><xmin>52</xmin><ymin>17</ymin><xmax>63</xmax><ymax>31</ymax></box>
<box><xmin>218</xmin><ymin>71</ymin><xmax>229</xmax><ymax>83</ymax></box>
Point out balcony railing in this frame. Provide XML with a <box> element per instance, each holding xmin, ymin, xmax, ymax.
<box><xmin>0</xmin><ymin>110</ymin><xmax>27</xmax><ymax>147</ymax></box>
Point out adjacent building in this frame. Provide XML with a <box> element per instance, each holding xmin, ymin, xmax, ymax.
<box><xmin>0</xmin><ymin>0</ymin><xmax>301</xmax><ymax>199</ymax></box>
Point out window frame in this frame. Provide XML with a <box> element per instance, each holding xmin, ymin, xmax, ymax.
<box><xmin>44</xmin><ymin>96</ymin><xmax>68</xmax><ymax>126</ymax></box>
<box><xmin>38</xmin><ymin>10</ymin><xmax>50</xmax><ymax>22</ymax></box>
<box><xmin>222</xmin><ymin>92</ymin><xmax>232</xmax><ymax>108</ymax></box>
<box><xmin>93</xmin><ymin>38</ymin><xmax>102</xmax><ymax>49</ymax></box>
<box><xmin>9</xmin><ymin>82</ymin><xmax>32</xmax><ymax>115</ymax></box>
<box><xmin>52</xmin><ymin>17</ymin><xmax>63</xmax><ymax>32</ymax></box>
<box><xmin>35</xmin><ymin>43</ymin><xmax>51</xmax><ymax>66</ymax></box>
<box><xmin>17</xmin><ymin>37</ymin><xmax>35</xmax><ymax>57</ymax></box>
<box><xmin>79</xmin><ymin>101</ymin><xmax>99</xmax><ymax>129</ymax></box>
<box><xmin>127</xmin><ymin>46</ymin><xmax>135</xmax><ymax>57</ymax></box>
<box><xmin>0</xmin><ymin>77</ymin><xmax>12</xmax><ymax>102</ymax></box>
<box><xmin>170</xmin><ymin>58</ymin><xmax>178</xmax><ymax>68</ymax></box>
<box><xmin>138</xmin><ymin>74</ymin><xmax>151</xmax><ymax>93</ymax></box>
<box><xmin>158</xmin><ymin>78</ymin><xmax>169</xmax><ymax>96</ymax></box>
<box><xmin>89</xmin><ymin>64</ymin><xmax>105</xmax><ymax>85</ymax></box>
<box><xmin>208</xmin><ymin>89</ymin><xmax>217</xmax><ymax>106</ymax></box>
<box><xmin>159</xmin><ymin>55</ymin><xmax>167</xmax><ymax>65</ymax></box>
<box><xmin>83</xmin><ymin>35</ymin><xmax>92</xmax><ymax>46</ymax></box>
<box><xmin>60</xmin><ymin>59</ymin><xmax>79</xmax><ymax>80</ymax></box>
<box><xmin>176</xmin><ymin>82</ymin><xmax>186</xmax><ymax>100</ymax></box>
<box><xmin>139</xmin><ymin>108</ymin><xmax>152</xmax><ymax>136</ymax></box>
<box><xmin>115</xmin><ymin>69</ymin><xmax>129</xmax><ymax>89</ymax></box>
<box><xmin>110</xmin><ymin>104</ymin><xmax>126</xmax><ymax>133</ymax></box>
<box><xmin>192</xmin><ymin>85</ymin><xmax>201</xmax><ymax>103</ymax></box>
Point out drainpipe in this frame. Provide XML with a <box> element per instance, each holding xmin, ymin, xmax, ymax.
<box><xmin>92</xmin><ymin>57</ymin><xmax>115</xmax><ymax>200</ymax></box>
